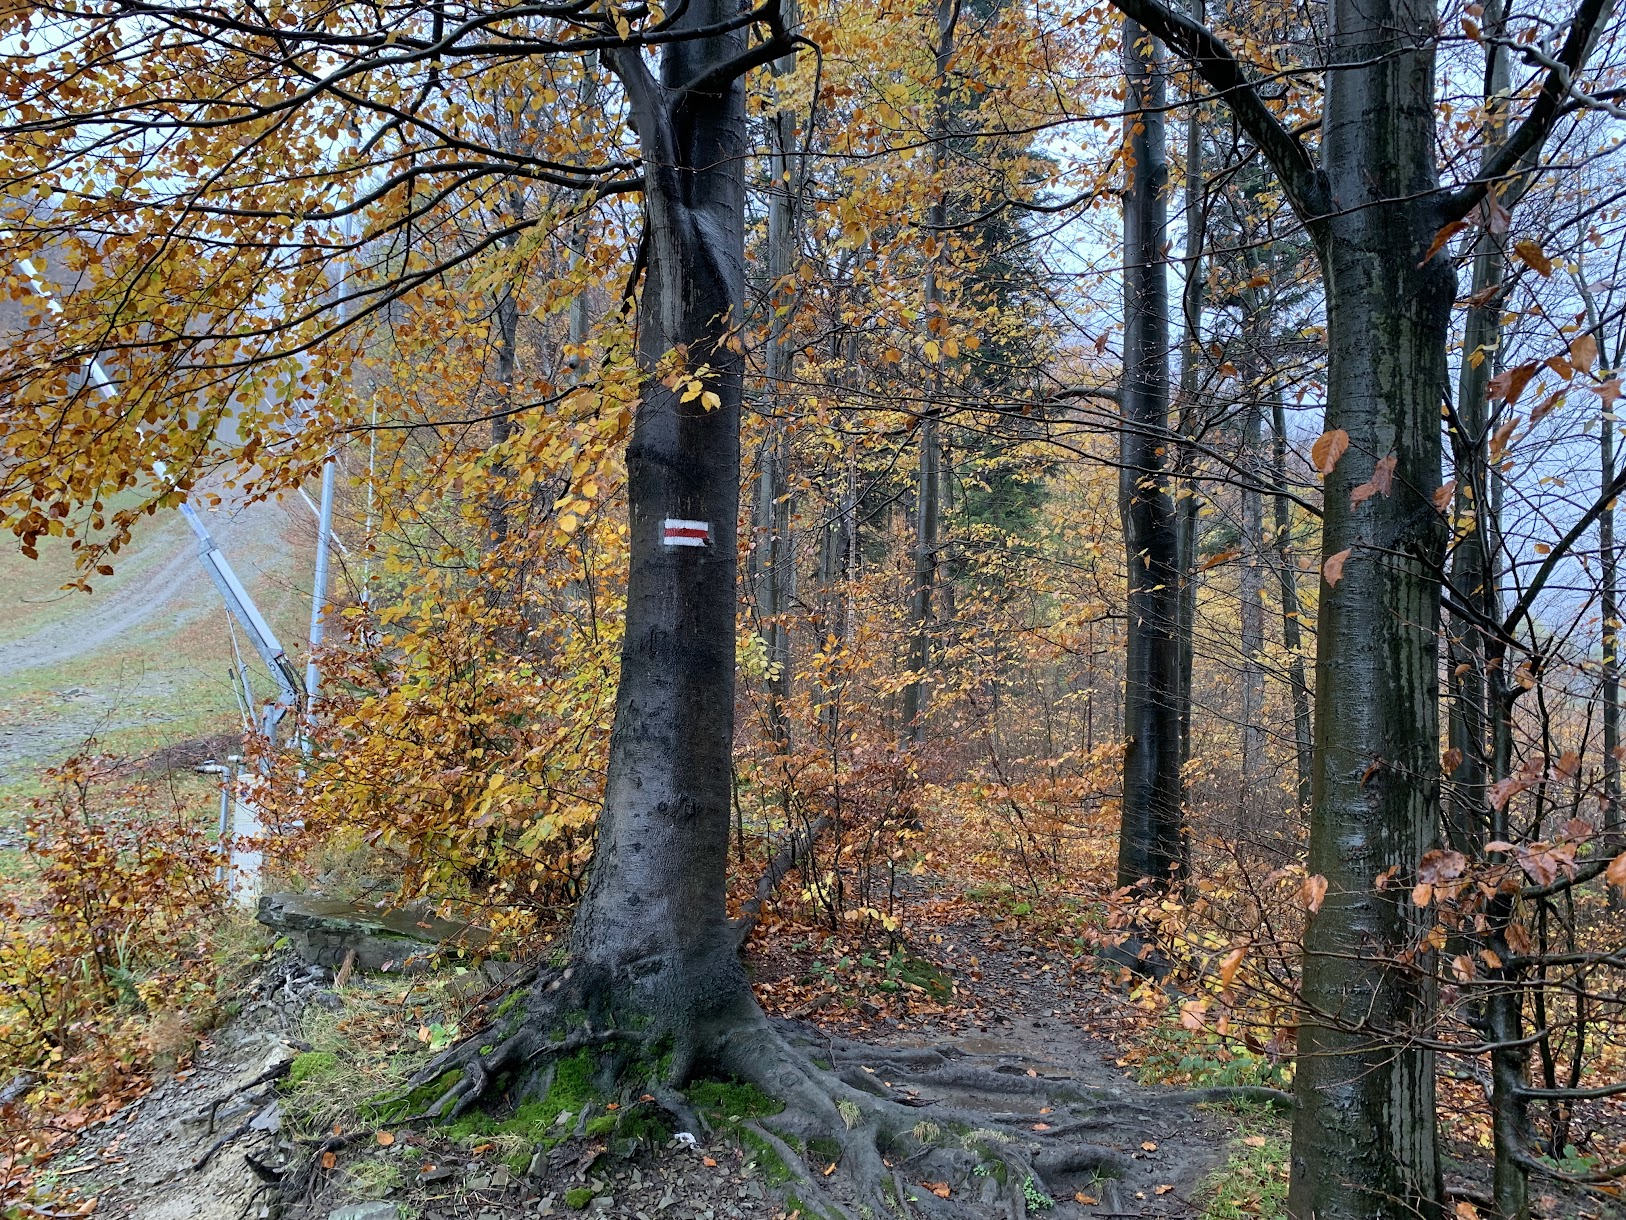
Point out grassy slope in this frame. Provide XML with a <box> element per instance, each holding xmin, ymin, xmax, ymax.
<box><xmin>0</xmin><ymin>496</ymin><xmax>314</xmax><ymax>813</ymax></box>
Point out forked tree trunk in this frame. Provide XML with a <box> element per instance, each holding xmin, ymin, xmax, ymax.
<box><xmin>568</xmin><ymin>8</ymin><xmax>762</xmax><ymax>1052</ymax></box>
<box><xmin>1116</xmin><ymin>18</ymin><xmax>1185</xmax><ymax>890</ymax></box>
<box><xmin>1287</xmin><ymin>14</ymin><xmax>1454</xmax><ymax>1211</ymax></box>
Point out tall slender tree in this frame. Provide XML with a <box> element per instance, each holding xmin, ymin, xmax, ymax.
<box><xmin>1116</xmin><ymin>19</ymin><xmax>1186</xmax><ymax>890</ymax></box>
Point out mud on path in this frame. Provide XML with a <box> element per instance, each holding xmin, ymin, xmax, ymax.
<box><xmin>57</xmin><ymin>922</ymin><xmax>1253</xmax><ymax>1220</ymax></box>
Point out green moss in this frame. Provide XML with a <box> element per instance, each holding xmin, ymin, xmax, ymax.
<box><xmin>564</xmin><ymin>1187</ymin><xmax>596</xmax><ymax>1209</ymax></box>
<box><xmin>494</xmin><ymin>990</ymin><xmax>524</xmax><ymax>1019</ymax></box>
<box><xmin>362</xmin><ymin>1069</ymin><xmax>461</xmax><ymax>1124</ymax></box>
<box><xmin>689</xmin><ymin>1078</ymin><xmax>784</xmax><ymax>1120</ymax></box>
<box><xmin>612</xmin><ymin>1105</ymin><xmax>673</xmax><ymax>1146</ymax></box>
<box><xmin>584</xmin><ymin>1114</ymin><xmax>617</xmax><ymax>1138</ymax></box>
<box><xmin>736</xmin><ymin>1127</ymin><xmax>792</xmax><ymax>1186</ymax></box>
<box><xmin>287</xmin><ymin>1051</ymin><xmax>337</xmax><ymax>1087</ymax></box>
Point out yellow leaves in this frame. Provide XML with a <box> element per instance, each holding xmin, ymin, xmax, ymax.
<box><xmin>1322</xmin><ymin>549</ymin><xmax>1351</xmax><ymax>588</ymax></box>
<box><xmin>1513</xmin><ymin>239</ymin><xmax>1552</xmax><ymax>276</ymax></box>
<box><xmin>1310</xmin><ymin>428</ymin><xmax>1349</xmax><ymax>476</ymax></box>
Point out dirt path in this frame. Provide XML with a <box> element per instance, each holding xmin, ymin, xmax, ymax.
<box><xmin>56</xmin><ymin>920</ymin><xmax>1248</xmax><ymax>1220</ymax></box>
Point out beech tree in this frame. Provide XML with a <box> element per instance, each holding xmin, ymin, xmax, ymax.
<box><xmin>1103</xmin><ymin>0</ymin><xmax>1620</xmax><ymax>1213</ymax></box>
<box><xmin>1116</xmin><ymin>18</ymin><xmax>1186</xmax><ymax>891</ymax></box>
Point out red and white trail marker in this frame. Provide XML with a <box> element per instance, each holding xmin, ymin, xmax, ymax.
<box><xmin>662</xmin><ymin>518</ymin><xmax>711</xmax><ymax>547</ymax></box>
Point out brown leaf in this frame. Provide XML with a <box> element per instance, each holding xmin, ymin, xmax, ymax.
<box><xmin>1572</xmin><ymin>333</ymin><xmax>1599</xmax><ymax>374</ymax></box>
<box><xmin>320</xmin><ymin>1151</ymin><xmax>337</xmax><ymax>1170</ymax></box>
<box><xmin>1075</xmin><ymin>1193</ymin><xmax>1099</xmax><ymax>1205</ymax></box>
<box><xmin>1421</xmin><ymin>220</ymin><xmax>1469</xmax><ymax>265</ymax></box>
<box><xmin>1311</xmin><ymin>428</ymin><xmax>1350</xmax><ymax>476</ymax></box>
<box><xmin>1489</xmin><ymin>361</ymin><xmax>1539</xmax><ymax>406</ymax></box>
<box><xmin>1433</xmin><ymin>480</ymin><xmax>1458</xmax><ymax>513</ymax></box>
<box><xmin>1141</xmin><ymin>1141</ymin><xmax>1159</xmax><ymax>1152</ymax></box>
<box><xmin>376</xmin><ymin>1131</ymin><xmax>395</xmax><ymax>1147</ymax></box>
<box><xmin>1529</xmin><ymin>389</ymin><xmax>1566</xmax><ymax>424</ymax></box>
<box><xmin>926</xmin><ymin>1182</ymin><xmax>951</xmax><ymax>1199</ymax></box>
<box><xmin>1513</xmin><ymin>239</ymin><xmax>1552</xmax><ymax>276</ymax></box>
<box><xmin>1323</xmin><ymin>548</ymin><xmax>1352</xmax><ymax>587</ymax></box>
<box><xmin>1597</xmin><ymin>378</ymin><xmax>1622</xmax><ymax>407</ymax></box>
<box><xmin>1351</xmin><ymin>453</ymin><xmax>1398</xmax><ymax>505</ymax></box>
<box><xmin>1443</xmin><ymin>746</ymin><xmax>1463</xmax><ymax>773</ymax></box>
<box><xmin>1198</xmin><ymin>547</ymin><xmax>1241</xmax><ymax>572</ymax></box>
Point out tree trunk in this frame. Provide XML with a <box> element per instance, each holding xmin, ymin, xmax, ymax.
<box><xmin>1286</xmin><ymin>8</ymin><xmax>1454</xmax><ymax>1208</ymax></box>
<box><xmin>1271</xmin><ymin>395</ymin><xmax>1313</xmax><ymax>814</ymax></box>
<box><xmin>1174</xmin><ymin>47</ymin><xmax>1205</xmax><ymax>782</ymax></box>
<box><xmin>1116</xmin><ymin>18</ymin><xmax>1185</xmax><ymax>891</ymax></box>
<box><xmin>901</xmin><ymin>0</ymin><xmax>956</xmax><ymax>748</ymax></box>
<box><xmin>1238</xmin><ymin>399</ymin><xmax>1266</xmax><ymax>815</ymax></box>
<box><xmin>752</xmin><ymin>26</ymin><xmax>801</xmax><ymax>748</ymax></box>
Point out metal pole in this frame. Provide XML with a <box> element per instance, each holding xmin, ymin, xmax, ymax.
<box><xmin>306</xmin><ymin>457</ymin><xmax>337</xmax><ymax>710</ymax></box>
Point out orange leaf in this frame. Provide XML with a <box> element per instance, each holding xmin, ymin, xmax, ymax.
<box><xmin>1218</xmin><ymin>945</ymin><xmax>1247</xmax><ymax>987</ymax></box>
<box><xmin>1323</xmin><ymin>548</ymin><xmax>1351</xmax><ymax>587</ymax></box>
<box><xmin>927</xmin><ymin>1182</ymin><xmax>952</xmax><ymax>1199</ymax></box>
<box><xmin>320</xmin><ymin>1151</ymin><xmax>337</xmax><ymax>1170</ymax></box>
<box><xmin>1421</xmin><ymin>219</ymin><xmax>1469</xmax><ymax>265</ymax></box>
<box><xmin>1597</xmin><ymin>379</ymin><xmax>1622</xmax><ymax>407</ymax></box>
<box><xmin>1075</xmin><ymin>1194</ymin><xmax>1099</xmax><ymax>1205</ymax></box>
<box><xmin>1607</xmin><ymin>852</ymin><xmax>1626</xmax><ymax>892</ymax></box>
<box><xmin>376</xmin><ymin>1131</ymin><xmax>395</xmax><ymax>1147</ymax></box>
<box><xmin>1311</xmin><ymin>428</ymin><xmax>1350</xmax><ymax>476</ymax></box>
<box><xmin>1301</xmin><ymin>874</ymin><xmax>1328</xmax><ymax>913</ymax></box>
<box><xmin>1156</xmin><ymin>1185</ymin><xmax>1175</xmax><ymax>1195</ymax></box>
<box><xmin>1141</xmin><ymin>1141</ymin><xmax>1159</xmax><ymax>1152</ymax></box>
<box><xmin>703</xmin><ymin>1156</ymin><xmax>718</xmax><ymax>1168</ymax></box>
<box><xmin>1529</xmin><ymin>389</ymin><xmax>1566</xmax><ymax>424</ymax></box>
<box><xmin>1198</xmin><ymin>547</ymin><xmax>1241</xmax><ymax>572</ymax></box>
<box><xmin>1433</xmin><ymin>480</ymin><xmax>1457</xmax><ymax>513</ymax></box>
<box><xmin>1243</xmin><ymin>1136</ymin><xmax>1268</xmax><ymax>1148</ymax></box>
<box><xmin>1031</xmin><ymin>1122</ymin><xmax>1051</xmax><ymax>1131</ymax></box>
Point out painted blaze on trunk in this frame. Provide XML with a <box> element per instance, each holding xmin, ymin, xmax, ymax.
<box><xmin>570</xmin><ymin>0</ymin><xmax>757</xmax><ymax>1045</ymax></box>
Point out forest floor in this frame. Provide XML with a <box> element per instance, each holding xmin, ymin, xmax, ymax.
<box><xmin>39</xmin><ymin>915</ymin><xmax>1273</xmax><ymax>1220</ymax></box>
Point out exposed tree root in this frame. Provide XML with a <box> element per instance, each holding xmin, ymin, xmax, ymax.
<box><xmin>314</xmin><ymin>966</ymin><xmax>1251</xmax><ymax>1219</ymax></box>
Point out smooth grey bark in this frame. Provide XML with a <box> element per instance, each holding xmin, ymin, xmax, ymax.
<box><xmin>570</xmin><ymin>3</ymin><xmax>791</xmax><ymax>1055</ymax></box>
<box><xmin>901</xmin><ymin>0</ymin><xmax>957</xmax><ymax>748</ymax></box>
<box><xmin>1116</xmin><ymin>19</ymin><xmax>1186</xmax><ymax>890</ymax></box>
